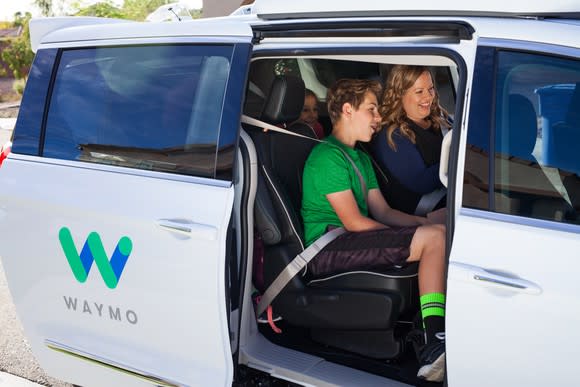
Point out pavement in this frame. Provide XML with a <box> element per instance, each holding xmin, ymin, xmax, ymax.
<box><xmin>0</xmin><ymin>258</ymin><xmax>68</xmax><ymax>387</ymax></box>
<box><xmin>0</xmin><ymin>373</ymin><xmax>43</xmax><ymax>387</ymax></box>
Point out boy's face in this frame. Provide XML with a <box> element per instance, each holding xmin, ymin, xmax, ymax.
<box><xmin>348</xmin><ymin>91</ymin><xmax>381</xmax><ymax>143</ymax></box>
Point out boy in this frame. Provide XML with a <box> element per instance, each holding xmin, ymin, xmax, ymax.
<box><xmin>301</xmin><ymin>79</ymin><xmax>447</xmax><ymax>382</ymax></box>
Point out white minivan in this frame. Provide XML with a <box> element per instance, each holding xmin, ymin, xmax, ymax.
<box><xmin>1</xmin><ymin>1</ymin><xmax>579</xmax><ymax>386</ymax></box>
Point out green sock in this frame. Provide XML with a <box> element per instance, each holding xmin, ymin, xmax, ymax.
<box><xmin>420</xmin><ymin>293</ymin><xmax>446</xmax><ymax>344</ymax></box>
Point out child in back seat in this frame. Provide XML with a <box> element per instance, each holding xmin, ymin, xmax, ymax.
<box><xmin>296</xmin><ymin>88</ymin><xmax>326</xmax><ymax>139</ymax></box>
<box><xmin>301</xmin><ymin>78</ymin><xmax>447</xmax><ymax>383</ymax></box>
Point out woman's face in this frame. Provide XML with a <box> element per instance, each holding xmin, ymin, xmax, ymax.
<box><xmin>300</xmin><ymin>94</ymin><xmax>319</xmax><ymax>126</ymax></box>
<box><xmin>401</xmin><ymin>71</ymin><xmax>435</xmax><ymax>124</ymax></box>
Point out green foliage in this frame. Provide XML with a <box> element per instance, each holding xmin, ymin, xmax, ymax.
<box><xmin>121</xmin><ymin>0</ymin><xmax>168</xmax><ymax>21</ymax></box>
<box><xmin>190</xmin><ymin>9</ymin><xmax>203</xmax><ymax>19</ymax></box>
<box><xmin>12</xmin><ymin>79</ymin><xmax>26</xmax><ymax>95</ymax></box>
<box><xmin>12</xmin><ymin>12</ymin><xmax>32</xmax><ymax>27</ymax></box>
<box><xmin>1</xmin><ymin>14</ymin><xmax>34</xmax><ymax>80</ymax></box>
<box><xmin>34</xmin><ymin>0</ymin><xmax>53</xmax><ymax>17</ymax></box>
<box><xmin>74</xmin><ymin>2</ymin><xmax>125</xmax><ymax>19</ymax></box>
<box><xmin>72</xmin><ymin>0</ymin><xmax>177</xmax><ymax>21</ymax></box>
<box><xmin>1</xmin><ymin>39</ymin><xmax>34</xmax><ymax>79</ymax></box>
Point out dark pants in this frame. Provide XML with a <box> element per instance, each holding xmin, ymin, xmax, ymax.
<box><xmin>307</xmin><ymin>226</ymin><xmax>418</xmax><ymax>278</ymax></box>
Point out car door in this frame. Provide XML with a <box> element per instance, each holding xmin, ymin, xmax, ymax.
<box><xmin>0</xmin><ymin>21</ymin><xmax>252</xmax><ymax>387</ymax></box>
<box><xmin>447</xmin><ymin>39</ymin><xmax>580</xmax><ymax>386</ymax></box>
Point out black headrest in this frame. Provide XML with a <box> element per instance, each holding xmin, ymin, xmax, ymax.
<box><xmin>506</xmin><ymin>94</ymin><xmax>537</xmax><ymax>161</ymax></box>
<box><xmin>261</xmin><ymin>76</ymin><xmax>305</xmax><ymax>124</ymax></box>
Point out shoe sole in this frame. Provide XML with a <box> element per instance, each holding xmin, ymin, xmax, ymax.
<box><xmin>417</xmin><ymin>352</ymin><xmax>446</xmax><ymax>382</ymax></box>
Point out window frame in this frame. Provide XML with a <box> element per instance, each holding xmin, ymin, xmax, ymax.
<box><xmin>21</xmin><ymin>41</ymin><xmax>251</xmax><ymax>183</ymax></box>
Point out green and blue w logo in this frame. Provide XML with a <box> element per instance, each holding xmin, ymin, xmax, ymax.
<box><xmin>59</xmin><ymin>227</ymin><xmax>133</xmax><ymax>289</ymax></box>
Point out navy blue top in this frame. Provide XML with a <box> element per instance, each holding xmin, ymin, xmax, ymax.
<box><xmin>370</xmin><ymin>122</ymin><xmax>443</xmax><ymax>195</ymax></box>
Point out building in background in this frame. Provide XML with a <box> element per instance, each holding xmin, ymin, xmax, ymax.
<box><xmin>203</xmin><ymin>0</ymin><xmax>253</xmax><ymax>17</ymax></box>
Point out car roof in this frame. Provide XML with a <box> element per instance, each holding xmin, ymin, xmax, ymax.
<box><xmin>29</xmin><ymin>16</ymin><xmax>253</xmax><ymax>52</ymax></box>
<box><xmin>252</xmin><ymin>0</ymin><xmax>580</xmax><ymax>19</ymax></box>
<box><xmin>29</xmin><ymin>1</ymin><xmax>580</xmax><ymax>53</ymax></box>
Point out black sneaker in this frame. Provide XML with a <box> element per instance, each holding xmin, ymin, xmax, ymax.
<box><xmin>417</xmin><ymin>339</ymin><xmax>446</xmax><ymax>382</ymax></box>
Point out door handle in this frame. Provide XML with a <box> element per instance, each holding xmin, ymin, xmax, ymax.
<box><xmin>450</xmin><ymin>262</ymin><xmax>542</xmax><ymax>295</ymax></box>
<box><xmin>157</xmin><ymin>218</ymin><xmax>217</xmax><ymax>240</ymax></box>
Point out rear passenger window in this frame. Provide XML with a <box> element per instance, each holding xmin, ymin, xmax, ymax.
<box><xmin>464</xmin><ymin>48</ymin><xmax>580</xmax><ymax>225</ymax></box>
<box><xmin>43</xmin><ymin>45</ymin><xmax>233</xmax><ymax>178</ymax></box>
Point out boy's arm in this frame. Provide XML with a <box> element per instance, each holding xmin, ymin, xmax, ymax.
<box><xmin>326</xmin><ymin>189</ymin><xmax>386</xmax><ymax>232</ymax></box>
<box><xmin>367</xmin><ymin>189</ymin><xmax>427</xmax><ymax>227</ymax></box>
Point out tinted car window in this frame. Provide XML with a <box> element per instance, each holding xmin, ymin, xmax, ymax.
<box><xmin>464</xmin><ymin>48</ymin><xmax>580</xmax><ymax>224</ymax></box>
<box><xmin>43</xmin><ymin>44</ymin><xmax>233</xmax><ymax>178</ymax></box>
<box><xmin>11</xmin><ymin>48</ymin><xmax>58</xmax><ymax>156</ymax></box>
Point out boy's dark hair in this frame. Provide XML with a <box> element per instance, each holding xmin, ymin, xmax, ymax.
<box><xmin>326</xmin><ymin>79</ymin><xmax>382</xmax><ymax>125</ymax></box>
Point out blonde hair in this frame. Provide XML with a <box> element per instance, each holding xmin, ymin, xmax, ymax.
<box><xmin>327</xmin><ymin>79</ymin><xmax>382</xmax><ymax>125</ymax></box>
<box><xmin>380</xmin><ymin>65</ymin><xmax>450</xmax><ymax>150</ymax></box>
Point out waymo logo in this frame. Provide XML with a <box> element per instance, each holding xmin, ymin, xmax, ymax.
<box><xmin>59</xmin><ymin>227</ymin><xmax>133</xmax><ymax>289</ymax></box>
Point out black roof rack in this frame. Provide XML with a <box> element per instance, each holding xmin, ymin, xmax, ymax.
<box><xmin>252</xmin><ymin>20</ymin><xmax>475</xmax><ymax>44</ymax></box>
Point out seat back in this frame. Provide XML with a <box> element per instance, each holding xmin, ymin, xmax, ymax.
<box><xmin>501</xmin><ymin>94</ymin><xmax>538</xmax><ymax>161</ymax></box>
<box><xmin>246</xmin><ymin>75</ymin><xmax>317</xmax><ymax>291</ymax></box>
<box><xmin>498</xmin><ymin>94</ymin><xmax>573</xmax><ymax>219</ymax></box>
<box><xmin>246</xmin><ymin>76</ymin><xmax>419</xmax><ymax>335</ymax></box>
<box><xmin>547</xmin><ymin>83</ymin><xmax>580</xmax><ymax>174</ymax></box>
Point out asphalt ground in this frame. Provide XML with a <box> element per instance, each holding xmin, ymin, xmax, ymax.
<box><xmin>0</xmin><ymin>107</ymin><xmax>71</xmax><ymax>387</ymax></box>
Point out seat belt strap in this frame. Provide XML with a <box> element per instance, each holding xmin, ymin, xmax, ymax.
<box><xmin>256</xmin><ymin>226</ymin><xmax>346</xmax><ymax>317</ymax></box>
<box><xmin>242</xmin><ymin>115</ymin><xmax>317</xmax><ymax>141</ymax></box>
<box><xmin>241</xmin><ymin>115</ymin><xmax>369</xmax><ymax>204</ymax></box>
<box><xmin>414</xmin><ymin>187</ymin><xmax>447</xmax><ymax>216</ymax></box>
<box><xmin>335</xmin><ymin>148</ymin><xmax>368</xmax><ymax>205</ymax></box>
<box><xmin>242</xmin><ymin>115</ymin><xmax>362</xmax><ymax>315</ymax></box>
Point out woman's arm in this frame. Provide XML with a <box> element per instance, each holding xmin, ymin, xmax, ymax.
<box><xmin>372</xmin><ymin>133</ymin><xmax>442</xmax><ymax>194</ymax></box>
<box><xmin>367</xmin><ymin>188</ymin><xmax>427</xmax><ymax>227</ymax></box>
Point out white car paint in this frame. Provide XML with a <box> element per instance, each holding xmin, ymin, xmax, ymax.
<box><xmin>0</xmin><ymin>156</ymin><xmax>236</xmax><ymax>386</ymax></box>
<box><xmin>1</xmin><ymin>2</ymin><xmax>579</xmax><ymax>386</ymax></box>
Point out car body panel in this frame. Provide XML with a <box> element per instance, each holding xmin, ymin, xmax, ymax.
<box><xmin>0</xmin><ymin>155</ymin><xmax>236</xmax><ymax>386</ymax></box>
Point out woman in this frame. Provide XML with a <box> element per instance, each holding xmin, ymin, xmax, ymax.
<box><xmin>370</xmin><ymin>65</ymin><xmax>452</xmax><ymax>215</ymax></box>
<box><xmin>302</xmin><ymin>78</ymin><xmax>447</xmax><ymax>382</ymax></box>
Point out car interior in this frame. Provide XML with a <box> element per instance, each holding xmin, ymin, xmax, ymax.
<box><xmin>236</xmin><ymin>55</ymin><xmax>458</xmax><ymax>386</ymax></box>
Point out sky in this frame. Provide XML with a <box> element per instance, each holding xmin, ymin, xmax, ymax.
<box><xmin>0</xmin><ymin>0</ymin><xmax>204</xmax><ymax>21</ymax></box>
<box><xmin>0</xmin><ymin>0</ymin><xmax>38</xmax><ymax>21</ymax></box>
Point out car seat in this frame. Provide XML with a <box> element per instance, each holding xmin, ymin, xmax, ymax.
<box><xmin>546</xmin><ymin>82</ymin><xmax>580</xmax><ymax>175</ymax></box>
<box><xmin>499</xmin><ymin>94</ymin><xmax>574</xmax><ymax>220</ymax></box>
<box><xmin>244</xmin><ymin>75</ymin><xmax>419</xmax><ymax>359</ymax></box>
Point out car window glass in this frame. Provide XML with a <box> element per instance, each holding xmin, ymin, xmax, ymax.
<box><xmin>464</xmin><ymin>49</ymin><xmax>580</xmax><ymax>224</ymax></box>
<box><xmin>43</xmin><ymin>44</ymin><xmax>233</xmax><ymax>178</ymax></box>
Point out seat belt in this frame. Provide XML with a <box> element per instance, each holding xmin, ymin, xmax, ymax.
<box><xmin>242</xmin><ymin>115</ymin><xmax>366</xmax><ymax>317</ymax></box>
<box><xmin>256</xmin><ymin>226</ymin><xmax>346</xmax><ymax>317</ymax></box>
<box><xmin>414</xmin><ymin>187</ymin><xmax>447</xmax><ymax>216</ymax></box>
<box><xmin>241</xmin><ymin>115</ymin><xmax>368</xmax><ymax>200</ymax></box>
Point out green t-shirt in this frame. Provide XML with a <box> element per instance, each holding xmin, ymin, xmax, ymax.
<box><xmin>301</xmin><ymin>135</ymin><xmax>379</xmax><ymax>246</ymax></box>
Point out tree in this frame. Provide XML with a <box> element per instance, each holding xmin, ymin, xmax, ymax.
<box><xmin>121</xmin><ymin>0</ymin><xmax>168</xmax><ymax>21</ymax></box>
<box><xmin>1</xmin><ymin>14</ymin><xmax>34</xmax><ymax>80</ymax></box>
<box><xmin>74</xmin><ymin>2</ymin><xmax>125</xmax><ymax>18</ymax></box>
<box><xmin>34</xmin><ymin>0</ymin><xmax>53</xmax><ymax>17</ymax></box>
